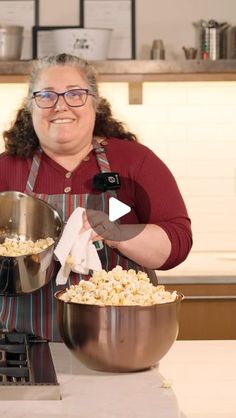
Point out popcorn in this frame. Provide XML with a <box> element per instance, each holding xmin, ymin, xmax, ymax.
<box><xmin>0</xmin><ymin>237</ymin><xmax>54</xmax><ymax>256</ymax></box>
<box><xmin>60</xmin><ymin>265</ymin><xmax>177</xmax><ymax>306</ymax></box>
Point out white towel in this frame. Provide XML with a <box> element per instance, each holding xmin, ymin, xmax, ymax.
<box><xmin>54</xmin><ymin>207</ymin><xmax>102</xmax><ymax>285</ymax></box>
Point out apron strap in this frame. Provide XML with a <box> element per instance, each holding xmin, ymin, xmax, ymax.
<box><xmin>93</xmin><ymin>138</ymin><xmax>111</xmax><ymax>173</ymax></box>
<box><xmin>25</xmin><ymin>140</ymin><xmax>117</xmax><ymax>198</ymax></box>
<box><xmin>92</xmin><ymin>138</ymin><xmax>118</xmax><ymax>199</ymax></box>
<box><xmin>25</xmin><ymin>148</ymin><xmax>43</xmax><ymax>194</ymax></box>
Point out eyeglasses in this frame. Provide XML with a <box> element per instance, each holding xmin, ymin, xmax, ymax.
<box><xmin>32</xmin><ymin>88</ymin><xmax>94</xmax><ymax>109</ymax></box>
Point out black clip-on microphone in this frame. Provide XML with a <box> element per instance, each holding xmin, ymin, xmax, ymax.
<box><xmin>92</xmin><ymin>172</ymin><xmax>121</xmax><ymax>192</ymax></box>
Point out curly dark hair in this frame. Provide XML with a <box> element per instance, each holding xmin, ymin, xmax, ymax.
<box><xmin>3</xmin><ymin>53</ymin><xmax>137</xmax><ymax>158</ymax></box>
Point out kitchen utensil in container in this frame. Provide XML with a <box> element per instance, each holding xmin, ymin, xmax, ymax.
<box><xmin>0</xmin><ymin>26</ymin><xmax>23</xmax><ymax>60</ymax></box>
<box><xmin>55</xmin><ymin>290</ymin><xmax>183</xmax><ymax>372</ymax></box>
<box><xmin>52</xmin><ymin>28</ymin><xmax>112</xmax><ymax>60</ymax></box>
<box><xmin>0</xmin><ymin>191</ymin><xmax>63</xmax><ymax>294</ymax></box>
<box><xmin>194</xmin><ymin>20</ymin><xmax>229</xmax><ymax>60</ymax></box>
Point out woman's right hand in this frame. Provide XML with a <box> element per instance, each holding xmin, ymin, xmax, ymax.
<box><xmin>82</xmin><ymin>209</ymin><xmax>122</xmax><ymax>242</ymax></box>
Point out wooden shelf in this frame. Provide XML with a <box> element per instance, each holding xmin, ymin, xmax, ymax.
<box><xmin>0</xmin><ymin>59</ymin><xmax>236</xmax><ymax>82</ymax></box>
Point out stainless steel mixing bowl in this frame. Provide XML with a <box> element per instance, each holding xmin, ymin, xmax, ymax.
<box><xmin>0</xmin><ymin>191</ymin><xmax>63</xmax><ymax>294</ymax></box>
<box><xmin>55</xmin><ymin>290</ymin><xmax>183</xmax><ymax>372</ymax></box>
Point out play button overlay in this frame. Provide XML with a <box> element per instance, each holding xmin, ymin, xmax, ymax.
<box><xmin>109</xmin><ymin>197</ymin><xmax>131</xmax><ymax>222</ymax></box>
<box><xmin>86</xmin><ymin>175</ymin><xmax>150</xmax><ymax>242</ymax></box>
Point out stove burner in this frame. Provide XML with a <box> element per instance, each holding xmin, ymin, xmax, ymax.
<box><xmin>0</xmin><ymin>332</ymin><xmax>60</xmax><ymax>400</ymax></box>
<box><xmin>0</xmin><ymin>333</ymin><xmax>29</xmax><ymax>382</ymax></box>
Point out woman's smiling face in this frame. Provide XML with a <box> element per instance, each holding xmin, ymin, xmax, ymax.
<box><xmin>31</xmin><ymin>65</ymin><xmax>96</xmax><ymax>156</ymax></box>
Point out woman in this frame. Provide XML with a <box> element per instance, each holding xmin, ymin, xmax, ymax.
<box><xmin>0</xmin><ymin>53</ymin><xmax>192</xmax><ymax>341</ymax></box>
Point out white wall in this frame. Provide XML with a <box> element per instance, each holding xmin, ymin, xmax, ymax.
<box><xmin>39</xmin><ymin>0</ymin><xmax>236</xmax><ymax>59</ymax></box>
<box><xmin>136</xmin><ymin>0</ymin><xmax>236</xmax><ymax>59</ymax></box>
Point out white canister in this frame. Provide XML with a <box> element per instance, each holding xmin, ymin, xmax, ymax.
<box><xmin>0</xmin><ymin>25</ymin><xmax>23</xmax><ymax>60</ymax></box>
<box><xmin>52</xmin><ymin>28</ymin><xmax>112</xmax><ymax>60</ymax></box>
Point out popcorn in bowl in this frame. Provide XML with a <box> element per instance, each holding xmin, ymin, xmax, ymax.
<box><xmin>59</xmin><ymin>265</ymin><xmax>177</xmax><ymax>306</ymax></box>
<box><xmin>0</xmin><ymin>237</ymin><xmax>54</xmax><ymax>257</ymax></box>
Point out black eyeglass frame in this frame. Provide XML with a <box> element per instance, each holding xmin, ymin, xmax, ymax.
<box><xmin>32</xmin><ymin>88</ymin><xmax>95</xmax><ymax>109</ymax></box>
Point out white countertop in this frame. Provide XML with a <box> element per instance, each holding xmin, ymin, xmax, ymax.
<box><xmin>0</xmin><ymin>340</ymin><xmax>236</xmax><ymax>418</ymax></box>
<box><xmin>157</xmin><ymin>251</ymin><xmax>236</xmax><ymax>283</ymax></box>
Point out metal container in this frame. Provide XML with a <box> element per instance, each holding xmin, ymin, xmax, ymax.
<box><xmin>0</xmin><ymin>25</ymin><xmax>23</xmax><ymax>60</ymax></box>
<box><xmin>55</xmin><ymin>290</ymin><xmax>183</xmax><ymax>372</ymax></box>
<box><xmin>222</xmin><ymin>26</ymin><xmax>236</xmax><ymax>59</ymax></box>
<box><xmin>150</xmin><ymin>39</ymin><xmax>165</xmax><ymax>60</ymax></box>
<box><xmin>0</xmin><ymin>191</ymin><xmax>63</xmax><ymax>294</ymax></box>
<box><xmin>182</xmin><ymin>46</ymin><xmax>198</xmax><ymax>59</ymax></box>
<box><xmin>194</xmin><ymin>20</ymin><xmax>229</xmax><ymax>60</ymax></box>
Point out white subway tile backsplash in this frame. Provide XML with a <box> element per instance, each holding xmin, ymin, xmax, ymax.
<box><xmin>167</xmin><ymin>141</ymin><xmax>236</xmax><ymax>160</ymax></box>
<box><xmin>187</xmin><ymin>123</ymin><xmax>236</xmax><ymax>142</ymax></box>
<box><xmin>187</xmin><ymin>196</ymin><xmax>236</xmax><ymax>215</ymax></box>
<box><xmin>193</xmin><ymin>232</ymin><xmax>236</xmax><ymax>251</ymax></box>
<box><xmin>178</xmin><ymin>178</ymin><xmax>234</xmax><ymax>197</ymax></box>
<box><xmin>169</xmin><ymin>104</ymin><xmax>236</xmax><ymax>124</ymax></box>
<box><xmin>186</xmin><ymin>82</ymin><xmax>236</xmax><ymax>105</ymax></box>
<box><xmin>121</xmin><ymin>105</ymin><xmax>169</xmax><ymax>124</ymax></box>
<box><xmin>186</xmin><ymin>159</ymin><xmax>236</xmax><ymax>178</ymax></box>
<box><xmin>192</xmin><ymin>212</ymin><xmax>236</xmax><ymax>233</ymax></box>
<box><xmin>143</xmin><ymin>82</ymin><xmax>187</xmax><ymax>105</ymax></box>
<box><xmin>156</xmin><ymin>124</ymin><xmax>188</xmax><ymax>141</ymax></box>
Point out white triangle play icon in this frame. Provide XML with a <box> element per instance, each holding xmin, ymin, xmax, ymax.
<box><xmin>109</xmin><ymin>197</ymin><xmax>131</xmax><ymax>222</ymax></box>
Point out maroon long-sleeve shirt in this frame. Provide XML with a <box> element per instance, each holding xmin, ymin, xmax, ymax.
<box><xmin>0</xmin><ymin>137</ymin><xmax>192</xmax><ymax>270</ymax></box>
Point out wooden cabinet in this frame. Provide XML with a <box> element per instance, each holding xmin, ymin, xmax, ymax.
<box><xmin>165</xmin><ymin>283</ymin><xmax>236</xmax><ymax>340</ymax></box>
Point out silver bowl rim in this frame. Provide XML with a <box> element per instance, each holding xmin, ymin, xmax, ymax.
<box><xmin>0</xmin><ymin>190</ymin><xmax>63</xmax><ymax>218</ymax></box>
